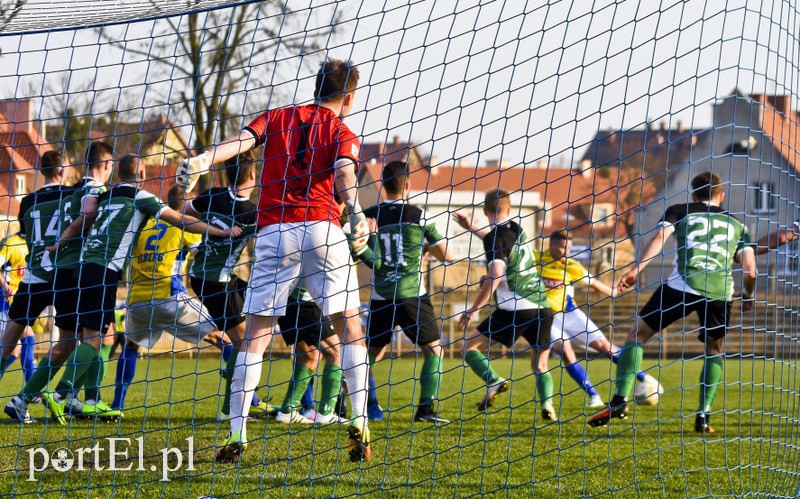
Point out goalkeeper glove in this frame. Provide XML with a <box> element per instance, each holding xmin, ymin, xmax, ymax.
<box><xmin>344</xmin><ymin>201</ymin><xmax>369</xmax><ymax>255</ymax></box>
<box><xmin>176</xmin><ymin>152</ymin><xmax>212</xmax><ymax>191</ymax></box>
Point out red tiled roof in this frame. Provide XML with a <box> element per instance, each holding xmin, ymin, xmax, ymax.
<box><xmin>0</xmin><ymin>129</ymin><xmax>54</xmax><ymax>174</ymax></box>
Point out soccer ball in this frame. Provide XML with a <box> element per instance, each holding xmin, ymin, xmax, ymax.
<box><xmin>633</xmin><ymin>376</ymin><xmax>664</xmax><ymax>406</ymax></box>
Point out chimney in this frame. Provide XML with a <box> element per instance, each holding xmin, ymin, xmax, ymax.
<box><xmin>393</xmin><ymin>135</ymin><xmax>400</xmax><ymax>145</ymax></box>
<box><xmin>0</xmin><ymin>99</ymin><xmax>33</xmax><ymax>133</ymax></box>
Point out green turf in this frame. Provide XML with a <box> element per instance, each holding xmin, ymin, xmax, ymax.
<box><xmin>0</xmin><ymin>354</ymin><xmax>799</xmax><ymax>498</ymax></box>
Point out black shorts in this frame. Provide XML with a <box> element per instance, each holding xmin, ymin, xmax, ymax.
<box><xmin>190</xmin><ymin>276</ymin><xmax>247</xmax><ymax>332</ymax></box>
<box><xmin>9</xmin><ymin>269</ymin><xmax>80</xmax><ymax>333</ymax></box>
<box><xmin>639</xmin><ymin>284</ymin><xmax>731</xmax><ymax>342</ymax></box>
<box><xmin>477</xmin><ymin>308</ymin><xmax>554</xmax><ymax>349</ymax></box>
<box><xmin>75</xmin><ymin>263</ymin><xmax>119</xmax><ymax>334</ymax></box>
<box><xmin>278</xmin><ymin>301</ymin><xmax>336</xmax><ymax>348</ymax></box>
<box><xmin>367</xmin><ymin>296</ymin><xmax>440</xmax><ymax>349</ymax></box>
<box><xmin>51</xmin><ymin>267</ymin><xmax>80</xmax><ymax>333</ymax></box>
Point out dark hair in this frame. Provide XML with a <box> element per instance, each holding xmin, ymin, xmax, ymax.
<box><xmin>224</xmin><ymin>149</ymin><xmax>259</xmax><ymax>187</ymax></box>
<box><xmin>691</xmin><ymin>172</ymin><xmax>723</xmax><ymax>201</ymax></box>
<box><xmin>167</xmin><ymin>185</ymin><xmax>185</xmax><ymax>211</ymax></box>
<box><xmin>117</xmin><ymin>154</ymin><xmax>139</xmax><ymax>181</ymax></box>
<box><xmin>85</xmin><ymin>141</ymin><xmax>114</xmax><ymax>167</ymax></box>
<box><xmin>315</xmin><ymin>59</ymin><xmax>359</xmax><ymax>102</ymax></box>
<box><xmin>484</xmin><ymin>188</ymin><xmax>511</xmax><ymax>214</ymax></box>
<box><xmin>40</xmin><ymin>150</ymin><xmax>61</xmax><ymax>179</ymax></box>
<box><xmin>381</xmin><ymin>161</ymin><xmax>408</xmax><ymax>195</ymax></box>
<box><xmin>549</xmin><ymin>229</ymin><xmax>572</xmax><ymax>242</ymax></box>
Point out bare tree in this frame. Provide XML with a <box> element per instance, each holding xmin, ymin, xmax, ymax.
<box><xmin>98</xmin><ymin>2</ymin><xmax>342</xmax><ymax>190</ymax></box>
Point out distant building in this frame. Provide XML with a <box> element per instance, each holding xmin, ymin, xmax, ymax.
<box><xmin>0</xmin><ymin>99</ymin><xmax>55</xmax><ymax>218</ymax></box>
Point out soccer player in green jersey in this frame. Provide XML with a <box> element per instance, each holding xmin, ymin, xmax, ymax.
<box><xmin>589</xmin><ymin>172</ymin><xmax>757</xmax><ymax>433</ymax></box>
<box><xmin>41</xmin><ymin>155</ymin><xmax>240</xmax><ymax>423</ymax></box>
<box><xmin>1</xmin><ymin>148</ymin><xmax>102</xmax><ymax>422</ymax></box>
<box><xmin>458</xmin><ymin>189</ymin><xmax>556</xmax><ymax>420</ymax></box>
<box><xmin>358</xmin><ymin>161</ymin><xmax>453</xmax><ymax>423</ymax></box>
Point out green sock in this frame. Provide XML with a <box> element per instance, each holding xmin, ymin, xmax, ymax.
<box><xmin>84</xmin><ymin>344</ymin><xmax>112</xmax><ymax>402</ymax></box>
<box><xmin>536</xmin><ymin>371</ymin><xmax>554</xmax><ymax>402</ymax></box>
<box><xmin>22</xmin><ymin>357</ymin><xmax>62</xmax><ymax>397</ymax></box>
<box><xmin>698</xmin><ymin>355</ymin><xmax>724</xmax><ymax>413</ymax></box>
<box><xmin>281</xmin><ymin>363</ymin><xmax>313</xmax><ymax>412</ymax></box>
<box><xmin>318</xmin><ymin>363</ymin><xmax>343</xmax><ymax>416</ymax></box>
<box><xmin>56</xmin><ymin>343</ymin><xmax>100</xmax><ymax>396</ymax></box>
<box><xmin>419</xmin><ymin>354</ymin><xmax>442</xmax><ymax>406</ymax></box>
<box><xmin>465</xmin><ymin>350</ymin><xmax>499</xmax><ymax>385</ymax></box>
<box><xmin>614</xmin><ymin>342</ymin><xmax>643</xmax><ymax>399</ymax></box>
<box><xmin>369</xmin><ymin>352</ymin><xmax>376</xmax><ymax>366</ymax></box>
<box><xmin>222</xmin><ymin>348</ymin><xmax>238</xmax><ymax>415</ymax></box>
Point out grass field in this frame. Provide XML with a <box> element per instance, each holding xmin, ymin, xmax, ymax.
<box><xmin>0</xmin><ymin>354</ymin><xmax>798</xmax><ymax>498</ymax></box>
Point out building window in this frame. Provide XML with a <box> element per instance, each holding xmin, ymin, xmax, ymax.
<box><xmin>754</xmin><ymin>182</ymin><xmax>776</xmax><ymax>213</ymax></box>
<box><xmin>15</xmin><ymin>176</ymin><xmax>25</xmax><ymax>196</ymax></box>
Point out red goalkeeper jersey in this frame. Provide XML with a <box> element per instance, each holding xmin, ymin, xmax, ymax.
<box><xmin>244</xmin><ymin>105</ymin><xmax>361</xmax><ymax>228</ymax></box>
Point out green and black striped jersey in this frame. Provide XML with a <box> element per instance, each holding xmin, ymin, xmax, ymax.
<box><xmin>17</xmin><ymin>183</ymin><xmax>74</xmax><ymax>283</ymax></box>
<box><xmin>81</xmin><ymin>184</ymin><xmax>166</xmax><ymax>272</ymax></box>
<box><xmin>363</xmin><ymin>200</ymin><xmax>443</xmax><ymax>301</ymax></box>
<box><xmin>660</xmin><ymin>202</ymin><xmax>751</xmax><ymax>301</ymax></box>
<box><xmin>52</xmin><ymin>177</ymin><xmax>107</xmax><ymax>270</ymax></box>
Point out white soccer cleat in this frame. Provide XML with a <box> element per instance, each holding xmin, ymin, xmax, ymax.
<box><xmin>276</xmin><ymin>411</ymin><xmax>314</xmax><ymax>425</ymax></box>
<box><xmin>4</xmin><ymin>396</ymin><xmax>35</xmax><ymax>423</ymax></box>
<box><xmin>634</xmin><ymin>374</ymin><xmax>664</xmax><ymax>406</ymax></box>
<box><xmin>587</xmin><ymin>395</ymin><xmax>605</xmax><ymax>409</ymax></box>
<box><xmin>301</xmin><ymin>408</ymin><xmax>317</xmax><ymax>421</ymax></box>
<box><xmin>477</xmin><ymin>378</ymin><xmax>510</xmax><ymax>411</ymax></box>
<box><xmin>541</xmin><ymin>401</ymin><xmax>556</xmax><ymax>421</ymax></box>
<box><xmin>314</xmin><ymin>412</ymin><xmax>346</xmax><ymax>426</ymax></box>
<box><xmin>175</xmin><ymin>152</ymin><xmax>211</xmax><ymax>191</ymax></box>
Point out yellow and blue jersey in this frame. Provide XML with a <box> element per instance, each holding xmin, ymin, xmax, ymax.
<box><xmin>536</xmin><ymin>249</ymin><xmax>589</xmax><ymax>313</ymax></box>
<box><xmin>0</xmin><ymin>233</ymin><xmax>28</xmax><ymax>310</ymax></box>
<box><xmin>127</xmin><ymin>218</ymin><xmax>201</xmax><ymax>305</ymax></box>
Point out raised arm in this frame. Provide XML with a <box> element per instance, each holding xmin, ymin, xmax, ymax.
<box><xmin>755</xmin><ymin>227</ymin><xmax>799</xmax><ymax>255</ymax></box>
<box><xmin>158</xmin><ymin>208</ymin><xmax>242</xmax><ymax>239</ymax></box>
<box><xmin>176</xmin><ymin>131</ymin><xmax>257</xmax><ymax>190</ymax></box>
<box><xmin>617</xmin><ymin>224</ymin><xmax>675</xmax><ymax>293</ymax></box>
<box><xmin>452</xmin><ymin>212</ymin><xmax>489</xmax><ymax>239</ymax></box>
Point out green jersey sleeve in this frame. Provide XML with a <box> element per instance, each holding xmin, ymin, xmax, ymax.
<box><xmin>134</xmin><ymin>191</ymin><xmax>166</xmax><ymax>218</ymax></box>
<box><xmin>421</xmin><ymin>210</ymin><xmax>444</xmax><ymax>245</ymax></box>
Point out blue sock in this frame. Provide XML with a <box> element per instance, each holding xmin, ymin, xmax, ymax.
<box><xmin>301</xmin><ymin>379</ymin><xmax>314</xmax><ymax>411</ymax></box>
<box><xmin>21</xmin><ymin>336</ymin><xmax>36</xmax><ymax>383</ymax></box>
<box><xmin>111</xmin><ymin>346</ymin><xmax>138</xmax><ymax>410</ymax></box>
<box><xmin>565</xmin><ymin>362</ymin><xmax>599</xmax><ymax>397</ymax></box>
<box><xmin>6</xmin><ymin>354</ymin><xmax>17</xmax><ymax>369</ymax></box>
<box><xmin>612</xmin><ymin>351</ymin><xmax>647</xmax><ymax>382</ymax></box>
<box><xmin>251</xmin><ymin>392</ymin><xmax>261</xmax><ymax>407</ymax></box>
<box><xmin>222</xmin><ymin>343</ymin><xmax>233</xmax><ymax>362</ymax></box>
<box><xmin>368</xmin><ymin>368</ymin><xmax>378</xmax><ymax>405</ymax></box>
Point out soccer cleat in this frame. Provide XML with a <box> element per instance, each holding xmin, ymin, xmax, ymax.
<box><xmin>82</xmin><ymin>400</ymin><xmax>123</xmax><ymax>421</ymax></box>
<box><xmin>695</xmin><ymin>413</ymin><xmax>715</xmax><ymax>434</ymax></box>
<box><xmin>301</xmin><ymin>408</ymin><xmax>317</xmax><ymax>421</ymax></box>
<box><xmin>588</xmin><ymin>402</ymin><xmax>629</xmax><ymax>428</ymax></box>
<box><xmin>366</xmin><ymin>400</ymin><xmax>385</xmax><ymax>421</ymax></box>
<box><xmin>276</xmin><ymin>411</ymin><xmax>314</xmax><ymax>425</ymax></box>
<box><xmin>347</xmin><ymin>416</ymin><xmax>371</xmax><ymax>462</ymax></box>
<box><xmin>541</xmin><ymin>401</ymin><xmax>556</xmax><ymax>421</ymax></box>
<box><xmin>249</xmin><ymin>401</ymin><xmax>271</xmax><ymax>419</ymax></box>
<box><xmin>477</xmin><ymin>378</ymin><xmax>510</xmax><ymax>411</ymax></box>
<box><xmin>4</xmin><ymin>396</ymin><xmax>35</xmax><ymax>424</ymax></box>
<box><xmin>314</xmin><ymin>412</ymin><xmax>346</xmax><ymax>426</ymax></box>
<box><xmin>587</xmin><ymin>395</ymin><xmax>605</xmax><ymax>409</ymax></box>
<box><xmin>215</xmin><ymin>430</ymin><xmax>247</xmax><ymax>463</ymax></box>
<box><xmin>65</xmin><ymin>396</ymin><xmax>86</xmax><ymax>418</ymax></box>
<box><xmin>41</xmin><ymin>392</ymin><xmax>67</xmax><ymax>425</ymax></box>
<box><xmin>414</xmin><ymin>404</ymin><xmax>450</xmax><ymax>424</ymax></box>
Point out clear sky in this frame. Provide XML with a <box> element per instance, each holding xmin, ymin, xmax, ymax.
<box><xmin>1</xmin><ymin>0</ymin><xmax>796</xmax><ymax>167</ymax></box>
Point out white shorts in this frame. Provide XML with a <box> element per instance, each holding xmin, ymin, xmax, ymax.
<box><xmin>126</xmin><ymin>293</ymin><xmax>217</xmax><ymax>348</ymax></box>
<box><xmin>245</xmin><ymin>221</ymin><xmax>360</xmax><ymax>317</ymax></box>
<box><xmin>550</xmin><ymin>309</ymin><xmax>606</xmax><ymax>346</ymax></box>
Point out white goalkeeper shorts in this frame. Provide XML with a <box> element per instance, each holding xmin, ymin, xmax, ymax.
<box><xmin>550</xmin><ymin>309</ymin><xmax>607</xmax><ymax>346</ymax></box>
<box><xmin>245</xmin><ymin>221</ymin><xmax>360</xmax><ymax>318</ymax></box>
<box><xmin>126</xmin><ymin>293</ymin><xmax>217</xmax><ymax>348</ymax></box>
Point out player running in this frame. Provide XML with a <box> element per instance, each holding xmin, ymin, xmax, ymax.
<box><xmin>457</xmin><ymin>189</ymin><xmax>556</xmax><ymax>420</ymax></box>
<box><xmin>535</xmin><ymin>230</ymin><xmax>661</xmax><ymax>409</ymax></box>
<box><xmin>177</xmin><ymin>58</ymin><xmax>372</xmax><ymax>463</ymax></box>
<box><xmin>589</xmin><ymin>172</ymin><xmax>756</xmax><ymax>433</ymax></box>
<box><xmin>359</xmin><ymin>161</ymin><xmax>453</xmax><ymax>424</ymax></box>
<box><xmin>110</xmin><ymin>185</ymin><xmax>234</xmax><ymax>412</ymax></box>
<box><xmin>2</xmin><ymin>148</ymin><xmax>94</xmax><ymax>423</ymax></box>
<box><xmin>182</xmin><ymin>150</ymin><xmax>268</xmax><ymax>420</ymax></box>
<box><xmin>42</xmin><ymin>155</ymin><xmax>239</xmax><ymax>424</ymax></box>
